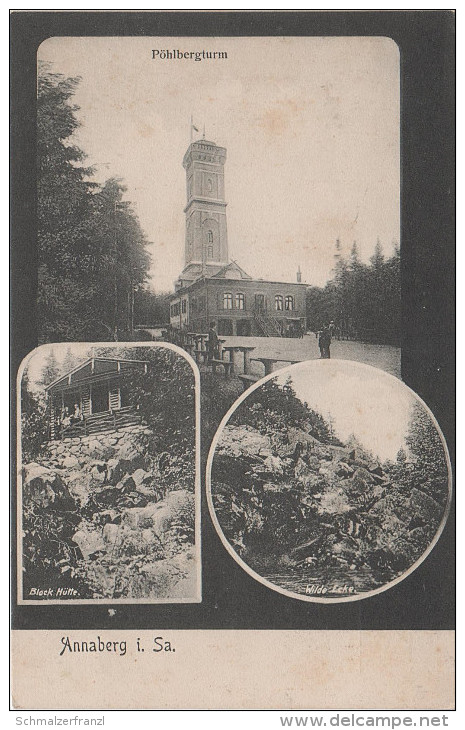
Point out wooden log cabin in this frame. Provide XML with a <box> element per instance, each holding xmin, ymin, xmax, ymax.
<box><xmin>45</xmin><ymin>356</ymin><xmax>148</xmax><ymax>440</ymax></box>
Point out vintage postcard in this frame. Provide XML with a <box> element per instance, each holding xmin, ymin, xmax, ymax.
<box><xmin>10</xmin><ymin>12</ymin><xmax>455</xmax><ymax>711</ymax></box>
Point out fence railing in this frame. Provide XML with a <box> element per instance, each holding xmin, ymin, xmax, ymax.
<box><xmin>59</xmin><ymin>406</ymin><xmax>141</xmax><ymax>439</ymax></box>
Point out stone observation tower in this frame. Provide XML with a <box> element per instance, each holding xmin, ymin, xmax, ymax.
<box><xmin>170</xmin><ymin>134</ymin><xmax>307</xmax><ymax>336</ymax></box>
<box><xmin>176</xmin><ymin>139</ymin><xmax>229</xmax><ymax>290</ymax></box>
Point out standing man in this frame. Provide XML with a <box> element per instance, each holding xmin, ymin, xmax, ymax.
<box><xmin>318</xmin><ymin>325</ymin><xmax>332</xmax><ymax>359</ymax></box>
<box><xmin>207</xmin><ymin>321</ymin><xmax>220</xmax><ymax>364</ymax></box>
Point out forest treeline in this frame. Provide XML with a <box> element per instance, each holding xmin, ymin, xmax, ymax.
<box><xmin>306</xmin><ymin>239</ymin><xmax>401</xmax><ymax>345</ymax></box>
<box><xmin>38</xmin><ymin>64</ymin><xmax>157</xmax><ymax>343</ymax></box>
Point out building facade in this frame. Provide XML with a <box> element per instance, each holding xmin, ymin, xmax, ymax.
<box><xmin>170</xmin><ymin>137</ymin><xmax>307</xmax><ymax>336</ymax></box>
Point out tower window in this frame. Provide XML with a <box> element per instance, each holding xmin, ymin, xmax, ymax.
<box><xmin>235</xmin><ymin>293</ymin><xmax>245</xmax><ymax>310</ymax></box>
<box><xmin>223</xmin><ymin>293</ymin><xmax>233</xmax><ymax>310</ymax></box>
<box><xmin>285</xmin><ymin>295</ymin><xmax>294</xmax><ymax>311</ymax></box>
<box><xmin>275</xmin><ymin>295</ymin><xmax>283</xmax><ymax>311</ymax></box>
<box><xmin>207</xmin><ymin>245</ymin><xmax>213</xmax><ymax>259</ymax></box>
<box><xmin>207</xmin><ymin>230</ymin><xmax>213</xmax><ymax>243</ymax></box>
<box><xmin>207</xmin><ymin>178</ymin><xmax>213</xmax><ymax>192</ymax></box>
<box><xmin>181</xmin><ymin>300</ymin><xmax>187</xmax><ymax>314</ymax></box>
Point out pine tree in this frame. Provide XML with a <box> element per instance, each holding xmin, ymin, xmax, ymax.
<box><xmin>61</xmin><ymin>347</ymin><xmax>80</xmax><ymax>375</ymax></box>
<box><xmin>370</xmin><ymin>238</ymin><xmax>385</xmax><ymax>269</ymax></box>
<box><xmin>38</xmin><ymin>349</ymin><xmax>60</xmax><ymax>387</ymax></box>
<box><xmin>404</xmin><ymin>402</ymin><xmax>449</xmax><ymax>506</ymax></box>
<box><xmin>349</xmin><ymin>241</ymin><xmax>362</xmax><ymax>271</ymax></box>
<box><xmin>92</xmin><ymin>178</ymin><xmax>151</xmax><ymax>340</ymax></box>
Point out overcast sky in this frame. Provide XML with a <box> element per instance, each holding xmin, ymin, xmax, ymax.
<box><xmin>275</xmin><ymin>361</ymin><xmax>413</xmax><ymax>462</ymax></box>
<box><xmin>39</xmin><ymin>36</ymin><xmax>400</xmax><ymax>292</ymax></box>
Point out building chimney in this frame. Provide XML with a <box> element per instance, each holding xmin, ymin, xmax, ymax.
<box><xmin>297</xmin><ymin>265</ymin><xmax>302</xmax><ymax>283</ymax></box>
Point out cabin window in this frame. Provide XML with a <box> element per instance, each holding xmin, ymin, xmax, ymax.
<box><xmin>275</xmin><ymin>295</ymin><xmax>283</xmax><ymax>311</ymax></box>
<box><xmin>235</xmin><ymin>293</ymin><xmax>245</xmax><ymax>310</ymax></box>
<box><xmin>223</xmin><ymin>292</ymin><xmax>233</xmax><ymax>310</ymax></box>
<box><xmin>285</xmin><ymin>295</ymin><xmax>294</xmax><ymax>311</ymax></box>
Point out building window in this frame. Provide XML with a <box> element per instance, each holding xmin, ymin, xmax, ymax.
<box><xmin>181</xmin><ymin>300</ymin><xmax>187</xmax><ymax>314</ymax></box>
<box><xmin>207</xmin><ymin>230</ymin><xmax>213</xmax><ymax>243</ymax></box>
<box><xmin>207</xmin><ymin>178</ymin><xmax>213</xmax><ymax>192</ymax></box>
<box><xmin>275</xmin><ymin>295</ymin><xmax>283</xmax><ymax>311</ymax></box>
<box><xmin>223</xmin><ymin>292</ymin><xmax>233</xmax><ymax>310</ymax></box>
<box><xmin>207</xmin><ymin>245</ymin><xmax>213</xmax><ymax>259</ymax></box>
<box><xmin>199</xmin><ymin>296</ymin><xmax>206</xmax><ymax>312</ymax></box>
<box><xmin>235</xmin><ymin>293</ymin><xmax>245</xmax><ymax>310</ymax></box>
<box><xmin>285</xmin><ymin>295</ymin><xmax>294</xmax><ymax>311</ymax></box>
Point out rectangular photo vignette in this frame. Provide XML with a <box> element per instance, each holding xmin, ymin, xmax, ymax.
<box><xmin>17</xmin><ymin>342</ymin><xmax>201</xmax><ymax>604</ymax></box>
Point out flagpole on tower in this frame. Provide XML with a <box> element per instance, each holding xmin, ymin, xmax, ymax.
<box><xmin>190</xmin><ymin>115</ymin><xmax>200</xmax><ymax>142</ymax></box>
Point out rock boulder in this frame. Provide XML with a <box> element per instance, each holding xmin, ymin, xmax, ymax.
<box><xmin>22</xmin><ymin>462</ymin><xmax>74</xmax><ymax>510</ymax></box>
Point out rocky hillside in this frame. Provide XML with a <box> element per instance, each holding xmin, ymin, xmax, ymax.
<box><xmin>22</xmin><ymin>424</ymin><xmax>196</xmax><ymax>600</ymax></box>
<box><xmin>211</xmin><ymin>423</ymin><xmax>446</xmax><ymax>595</ymax></box>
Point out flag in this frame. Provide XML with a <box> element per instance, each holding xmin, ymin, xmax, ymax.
<box><xmin>190</xmin><ymin>115</ymin><xmax>199</xmax><ymax>141</ymax></box>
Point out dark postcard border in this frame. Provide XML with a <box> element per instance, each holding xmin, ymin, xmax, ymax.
<box><xmin>10</xmin><ymin>11</ymin><xmax>455</xmax><ymax>631</ymax></box>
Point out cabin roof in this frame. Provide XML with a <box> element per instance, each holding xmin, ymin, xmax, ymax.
<box><xmin>45</xmin><ymin>357</ymin><xmax>148</xmax><ymax>393</ymax></box>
